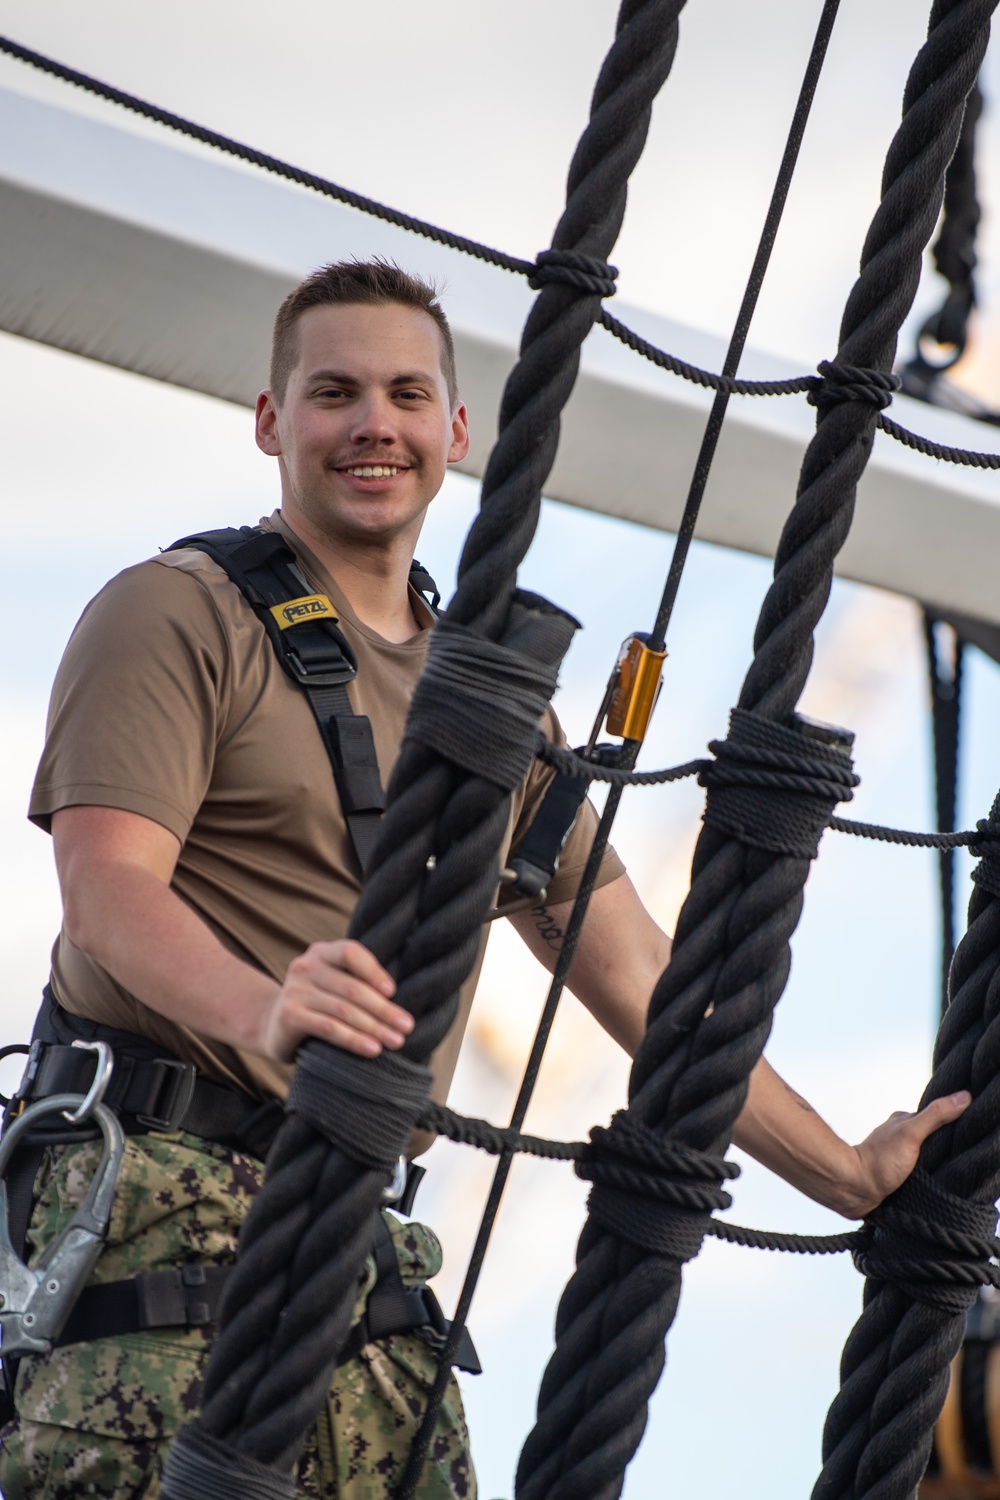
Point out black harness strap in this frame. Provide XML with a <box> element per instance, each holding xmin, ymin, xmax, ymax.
<box><xmin>166</xmin><ymin>527</ymin><xmax>445</xmax><ymax>875</ymax></box>
<box><xmin>48</xmin><ymin>1219</ymin><xmax>481</xmax><ymax>1374</ymax></box>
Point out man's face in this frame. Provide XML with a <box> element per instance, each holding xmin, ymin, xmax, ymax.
<box><xmin>256</xmin><ymin>301</ymin><xmax>469</xmax><ymax>549</ymax></box>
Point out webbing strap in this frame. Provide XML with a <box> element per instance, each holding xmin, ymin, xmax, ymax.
<box><xmin>166</xmin><ymin>526</ymin><xmax>393</xmax><ymax>874</ymax></box>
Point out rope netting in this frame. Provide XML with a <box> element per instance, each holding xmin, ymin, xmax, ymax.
<box><xmin>5</xmin><ymin>5</ymin><xmax>1000</xmax><ymax>1500</ymax></box>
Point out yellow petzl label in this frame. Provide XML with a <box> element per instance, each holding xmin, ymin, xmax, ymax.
<box><xmin>270</xmin><ymin>594</ymin><xmax>338</xmax><ymax>629</ymax></box>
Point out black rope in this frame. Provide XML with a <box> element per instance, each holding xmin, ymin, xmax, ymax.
<box><xmin>518</xmin><ymin>8</ymin><xmax>995</xmax><ymax>1500</ymax></box>
<box><xmin>829</xmin><ymin>816</ymin><xmax>978</xmax><ymax>849</ymax></box>
<box><xmin>648</xmin><ymin>0</ymin><xmax>844</xmax><ymax>649</ymax></box>
<box><xmin>157</xmin><ymin>4</ymin><xmax>689</xmax><ymax>1495</ymax></box>
<box><xmin>4</xmin><ymin>33</ymin><xmax>1000</xmax><ymax>480</ymax></box>
<box><xmin>596</xmin><ymin>310</ymin><xmax>821</xmax><ymax>394</ymax></box>
<box><xmin>418</xmin><ymin>1100</ymin><xmax>863</xmax><ymax>1257</ymax></box>
<box><xmin>876</xmin><ymin>411</ymin><xmax>1000</xmax><ymax>465</ymax></box>
<box><xmin>535</xmin><ymin>736</ymin><xmax>709</xmax><ymax>786</ymax></box>
<box><xmin>924</xmin><ymin>614</ymin><xmax>965</xmax><ymax>1017</ymax></box>
<box><xmin>815</xmin><ymin>788</ymin><xmax>1000</xmax><ymax>1500</ymax></box>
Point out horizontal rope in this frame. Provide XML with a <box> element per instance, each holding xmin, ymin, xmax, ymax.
<box><xmin>4</xmin><ymin>35</ymin><xmax>999</xmax><ymax>474</ymax></box>
<box><xmin>830</xmin><ymin>815</ymin><xmax>980</xmax><ymax>849</ymax></box>
<box><xmin>535</xmin><ymin>736</ymin><xmax>708</xmax><ymax>786</ymax></box>
<box><xmin>419</xmin><ymin>1101</ymin><xmax>863</xmax><ymax>1256</ymax></box>
<box><xmin>596</xmin><ymin>310</ymin><xmax>820</xmax><ymax>395</ymax></box>
<box><xmin>876</xmin><ymin>412</ymin><xmax>1000</xmax><ymax>467</ymax></box>
<box><xmin>537</xmin><ymin>740</ymin><xmax>996</xmax><ymax>854</ymax></box>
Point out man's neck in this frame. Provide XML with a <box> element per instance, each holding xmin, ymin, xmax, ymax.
<box><xmin>280</xmin><ymin>508</ymin><xmax>421</xmax><ymax>643</ymax></box>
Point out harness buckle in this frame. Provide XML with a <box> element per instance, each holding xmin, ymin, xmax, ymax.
<box><xmin>135</xmin><ymin>1059</ymin><xmax>196</xmax><ymax>1132</ymax></box>
<box><xmin>0</xmin><ymin>1095</ymin><xmax>126</xmax><ymax>1356</ymax></box>
<box><xmin>282</xmin><ymin>636</ymin><xmax>358</xmax><ymax>690</ymax></box>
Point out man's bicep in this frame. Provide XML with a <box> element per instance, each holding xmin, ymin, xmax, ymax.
<box><xmin>53</xmin><ymin>805</ymin><xmax>182</xmax><ymax>889</ymax></box>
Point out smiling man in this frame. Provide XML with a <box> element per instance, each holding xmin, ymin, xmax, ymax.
<box><xmin>0</xmin><ymin>260</ymin><xmax>969</xmax><ymax>1500</ymax></box>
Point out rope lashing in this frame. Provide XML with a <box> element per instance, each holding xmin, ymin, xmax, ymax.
<box><xmin>807</xmin><ymin>361</ymin><xmax>902</xmax><ymax>412</ymax></box>
<box><xmin>288</xmin><ymin>1046</ymin><xmax>432</xmax><ymax>1172</ymax></box>
<box><xmin>408</xmin><ymin>596</ymin><xmax>579</xmax><ymax>790</ymax></box>
<box><xmin>580</xmin><ymin>1113</ymin><xmax>736</xmax><ymax>1263</ymax></box>
<box><xmin>970</xmin><ymin>819</ymin><xmax>1000</xmax><ymax>894</ymax></box>
<box><xmin>853</xmin><ymin>1166</ymin><xmax>1000</xmax><ymax>1313</ymax></box>
<box><xmin>700</xmin><ymin>709</ymin><xmax>858</xmax><ymax>859</ymax></box>
<box><xmin>528</xmin><ymin>249</ymin><xmax>619</xmax><ymax>298</ymax></box>
<box><xmin>162</xmin><ymin>1426</ymin><xmax>296</xmax><ymax>1500</ymax></box>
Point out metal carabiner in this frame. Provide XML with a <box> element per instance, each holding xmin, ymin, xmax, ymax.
<box><xmin>382</xmin><ymin>1155</ymin><xmax>408</xmax><ymax>1205</ymax></box>
<box><xmin>62</xmin><ymin>1040</ymin><xmax>114</xmax><ymax>1125</ymax></box>
<box><xmin>0</xmin><ymin>1093</ymin><xmax>126</xmax><ymax>1356</ymax></box>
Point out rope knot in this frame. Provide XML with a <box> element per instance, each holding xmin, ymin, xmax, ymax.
<box><xmin>578</xmin><ymin>1111</ymin><xmax>738</xmax><ymax>1263</ymax></box>
<box><xmin>528</xmin><ymin>249</ymin><xmax>618</xmax><ymax>298</ymax></box>
<box><xmin>808</xmin><ymin>360</ymin><xmax>901</xmax><ymax>412</ymax></box>
<box><xmin>855</xmin><ymin>1165</ymin><xmax>1000</xmax><ymax>1312</ymax></box>
<box><xmin>700</xmin><ymin>708</ymin><xmax>859</xmax><ymax>859</ymax></box>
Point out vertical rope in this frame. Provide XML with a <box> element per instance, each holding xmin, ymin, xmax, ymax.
<box><xmin>515</xmin><ymin>7</ymin><xmax>995</xmax><ymax>1500</ymax></box>
<box><xmin>924</xmin><ymin>612</ymin><xmax>965</xmax><ymax>1017</ymax></box>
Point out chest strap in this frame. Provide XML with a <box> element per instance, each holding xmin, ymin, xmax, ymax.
<box><xmin>167</xmin><ymin>526</ymin><xmax>439</xmax><ymax>874</ymax></box>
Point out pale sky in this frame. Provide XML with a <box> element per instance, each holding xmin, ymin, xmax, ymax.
<box><xmin>3</xmin><ymin>5</ymin><xmax>1000</xmax><ymax>1497</ymax></box>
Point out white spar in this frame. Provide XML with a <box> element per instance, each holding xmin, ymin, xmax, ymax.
<box><xmin>1</xmin><ymin>84</ymin><xmax>998</xmax><ymax>627</ymax></box>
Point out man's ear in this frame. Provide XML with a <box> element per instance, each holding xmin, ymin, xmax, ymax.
<box><xmin>448</xmin><ymin>401</ymin><xmax>470</xmax><ymax>465</ymax></box>
<box><xmin>255</xmin><ymin>391</ymin><xmax>282</xmax><ymax>456</ymax></box>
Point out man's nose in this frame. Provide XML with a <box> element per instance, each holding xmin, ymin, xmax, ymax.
<box><xmin>350</xmin><ymin>393</ymin><xmax>398</xmax><ymax>444</ymax></box>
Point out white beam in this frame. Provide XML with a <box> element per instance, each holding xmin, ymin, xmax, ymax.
<box><xmin>2</xmin><ymin>84</ymin><xmax>998</xmax><ymax>625</ymax></box>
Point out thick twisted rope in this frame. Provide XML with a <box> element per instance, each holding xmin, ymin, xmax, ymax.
<box><xmin>514</xmin><ymin>9</ymin><xmax>994</xmax><ymax>1500</ymax></box>
<box><xmin>814</xmin><ymin>792</ymin><xmax>1000</xmax><ymax>1500</ymax></box>
<box><xmin>160</xmin><ymin>2</ymin><xmax>686</xmax><ymax>1493</ymax></box>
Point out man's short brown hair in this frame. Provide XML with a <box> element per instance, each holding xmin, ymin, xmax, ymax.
<box><xmin>269</xmin><ymin>259</ymin><xmax>458</xmax><ymax>407</ymax></box>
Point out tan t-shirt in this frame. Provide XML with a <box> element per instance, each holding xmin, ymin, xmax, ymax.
<box><xmin>30</xmin><ymin>513</ymin><xmax>623</xmax><ymax>1114</ymax></box>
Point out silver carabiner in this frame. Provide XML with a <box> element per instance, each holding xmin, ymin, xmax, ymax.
<box><xmin>381</xmin><ymin>1154</ymin><xmax>408</xmax><ymax>1205</ymax></box>
<box><xmin>0</xmin><ymin>1093</ymin><xmax>126</xmax><ymax>1356</ymax></box>
<box><xmin>62</xmin><ymin>1040</ymin><xmax>114</xmax><ymax>1124</ymax></box>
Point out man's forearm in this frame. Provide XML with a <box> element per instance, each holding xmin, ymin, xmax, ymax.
<box><xmin>731</xmin><ymin>1059</ymin><xmax>868</xmax><ymax>1216</ymax></box>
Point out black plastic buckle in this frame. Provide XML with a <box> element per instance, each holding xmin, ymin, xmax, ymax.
<box><xmin>135</xmin><ymin>1059</ymin><xmax>197</xmax><ymax>1131</ymax></box>
<box><xmin>283</xmin><ymin>643</ymin><xmax>358</xmax><ymax>688</ymax></box>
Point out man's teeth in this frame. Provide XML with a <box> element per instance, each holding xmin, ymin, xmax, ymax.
<box><xmin>346</xmin><ymin>465</ymin><xmax>399</xmax><ymax>478</ymax></box>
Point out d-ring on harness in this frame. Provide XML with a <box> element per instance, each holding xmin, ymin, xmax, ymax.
<box><xmin>0</xmin><ymin>1041</ymin><xmax>125</xmax><ymax>1358</ymax></box>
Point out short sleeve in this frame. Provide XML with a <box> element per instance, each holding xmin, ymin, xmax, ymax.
<box><xmin>29</xmin><ymin>559</ymin><xmax>235</xmax><ymax>843</ymax></box>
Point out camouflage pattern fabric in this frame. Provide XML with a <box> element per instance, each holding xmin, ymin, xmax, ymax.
<box><xmin>0</xmin><ymin>1130</ymin><xmax>475</xmax><ymax>1499</ymax></box>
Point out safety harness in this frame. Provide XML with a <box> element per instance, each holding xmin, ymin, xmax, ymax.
<box><xmin>1</xmin><ymin>520</ymin><xmax>588</xmax><ymax>1406</ymax></box>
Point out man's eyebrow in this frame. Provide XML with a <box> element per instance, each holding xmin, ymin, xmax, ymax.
<box><xmin>304</xmin><ymin>369</ymin><xmax>439</xmax><ymax>387</ymax></box>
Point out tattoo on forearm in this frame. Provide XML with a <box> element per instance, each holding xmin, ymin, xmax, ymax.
<box><xmin>531</xmin><ymin>904</ymin><xmax>564</xmax><ymax>953</ymax></box>
<box><xmin>780</xmin><ymin>1076</ymin><xmax>815</xmax><ymax>1113</ymax></box>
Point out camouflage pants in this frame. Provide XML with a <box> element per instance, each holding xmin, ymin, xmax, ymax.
<box><xmin>0</xmin><ymin>1130</ymin><xmax>475</xmax><ymax>1499</ymax></box>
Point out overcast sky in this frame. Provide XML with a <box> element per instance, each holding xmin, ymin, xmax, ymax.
<box><xmin>3</xmin><ymin>5</ymin><xmax>1000</xmax><ymax>1497</ymax></box>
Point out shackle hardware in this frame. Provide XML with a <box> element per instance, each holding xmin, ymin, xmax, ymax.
<box><xmin>605</xmin><ymin>633</ymin><xmax>667</xmax><ymax>742</ymax></box>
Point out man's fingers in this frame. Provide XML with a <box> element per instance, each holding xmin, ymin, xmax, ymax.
<box><xmin>909</xmin><ymin>1090</ymin><xmax>972</xmax><ymax>1141</ymax></box>
<box><xmin>314</xmin><ymin>939</ymin><xmax>397</xmax><ymax>996</ymax></box>
<box><xmin>286</xmin><ymin>943</ymin><xmax>412</xmax><ymax>1036</ymax></box>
